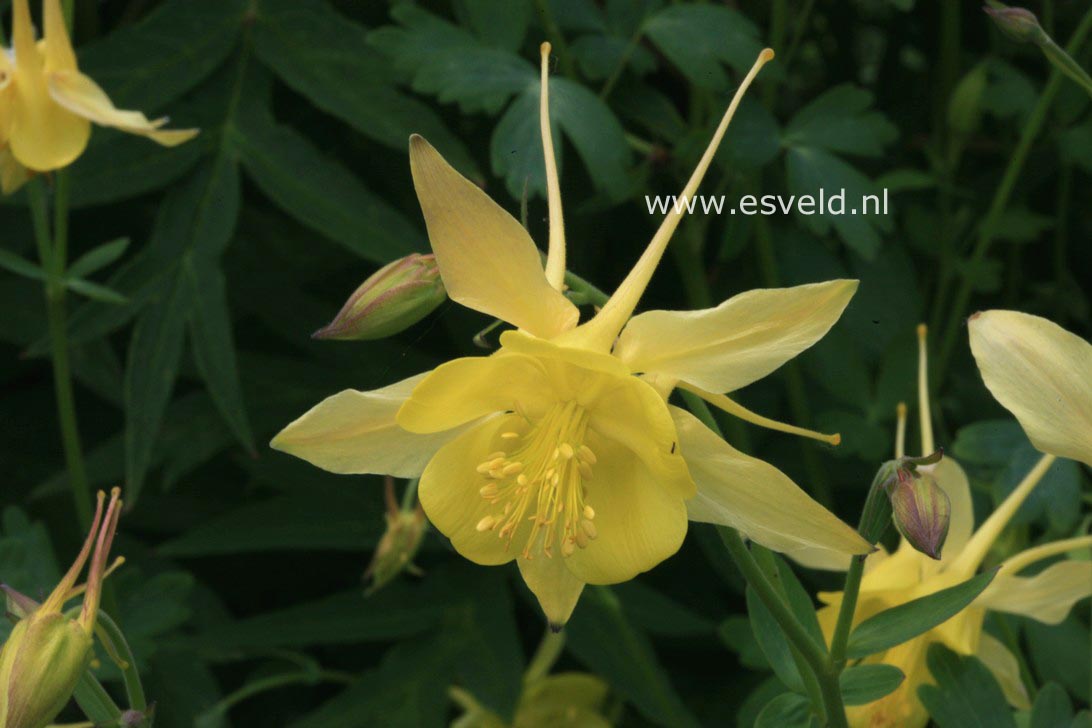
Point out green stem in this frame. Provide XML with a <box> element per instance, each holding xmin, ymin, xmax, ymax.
<box><xmin>524</xmin><ymin>628</ymin><xmax>566</xmax><ymax>683</ymax></box>
<box><xmin>400</xmin><ymin>478</ymin><xmax>420</xmax><ymax>512</ymax></box>
<box><xmin>936</xmin><ymin>6</ymin><xmax>1092</xmax><ymax>376</ymax></box>
<box><xmin>599</xmin><ymin>27</ymin><xmax>644</xmax><ymax>99</ymax></box>
<box><xmin>27</xmin><ymin>178</ymin><xmax>93</xmax><ymax>530</ymax></box>
<box><xmin>201</xmin><ymin>670</ymin><xmax>353</xmax><ymax>721</ymax></box>
<box><xmin>683</xmin><ymin>392</ymin><xmax>847</xmax><ymax>727</ymax></box>
<box><xmin>94</xmin><ymin>611</ymin><xmax>148</xmax><ymax>713</ymax></box>
<box><xmin>779</xmin><ymin>0</ymin><xmax>816</xmax><ymax>72</ymax></box>
<box><xmin>563</xmin><ymin>268</ymin><xmax>609</xmax><ymax>307</ymax></box>
<box><xmin>829</xmin><ymin>555</ymin><xmax>864</xmax><ymax>670</ymax></box>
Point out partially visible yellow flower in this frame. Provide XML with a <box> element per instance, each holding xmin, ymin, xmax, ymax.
<box><xmin>807</xmin><ymin>326</ymin><xmax>1092</xmax><ymax>728</ymax></box>
<box><xmin>451</xmin><ymin>673</ymin><xmax>611</xmax><ymax>728</ymax></box>
<box><xmin>0</xmin><ymin>0</ymin><xmax>197</xmax><ymax>190</ymax></box>
<box><xmin>0</xmin><ymin>488</ymin><xmax>124</xmax><ymax>728</ymax></box>
<box><xmin>969</xmin><ymin>309</ymin><xmax>1092</xmax><ymax>467</ymax></box>
<box><xmin>274</xmin><ymin>44</ymin><xmax>871</xmax><ymax>628</ymax></box>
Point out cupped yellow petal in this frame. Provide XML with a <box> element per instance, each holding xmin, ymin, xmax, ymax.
<box><xmin>397</xmin><ymin>352</ymin><xmax>551</xmax><ymax>434</ymax></box>
<box><xmin>9</xmin><ymin>66</ymin><xmax>90</xmax><ymax>171</ymax></box>
<box><xmin>975</xmin><ymin>633</ymin><xmax>1030</xmax><ymax>709</ymax></box>
<box><xmin>614</xmin><ymin>280</ymin><xmax>858</xmax><ymax>392</ymax></box>
<box><xmin>418</xmin><ymin>416</ymin><xmax>523</xmax><ymax>566</ymax></box>
<box><xmin>976</xmin><ymin>560</ymin><xmax>1092</xmax><ymax>625</ymax></box>
<box><xmin>671</xmin><ymin>407</ymin><xmax>871</xmax><ymax>558</ymax></box>
<box><xmin>562</xmin><ymin>432</ymin><xmax>688</xmax><ymax>584</ymax></box>
<box><xmin>47</xmin><ymin>71</ymin><xmax>199</xmax><ymax>146</ymax></box>
<box><xmin>517</xmin><ymin>544</ymin><xmax>586</xmax><ymax>629</ymax></box>
<box><xmin>271</xmin><ymin>372</ymin><xmax>463</xmax><ymax>478</ymax></box>
<box><xmin>43</xmin><ymin>0</ymin><xmax>78</xmax><ymax>71</ymax></box>
<box><xmin>408</xmin><ymin>135</ymin><xmax>579</xmax><ymax>339</ymax></box>
<box><xmin>969</xmin><ymin>310</ymin><xmax>1092</xmax><ymax>467</ymax></box>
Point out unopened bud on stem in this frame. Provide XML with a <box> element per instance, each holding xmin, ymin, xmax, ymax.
<box><xmin>983</xmin><ymin>5</ymin><xmax>1046</xmax><ymax>45</ymax></box>
<box><xmin>313</xmin><ymin>253</ymin><xmax>446</xmax><ymax>341</ymax></box>
<box><xmin>888</xmin><ymin>470</ymin><xmax>952</xmax><ymax>560</ymax></box>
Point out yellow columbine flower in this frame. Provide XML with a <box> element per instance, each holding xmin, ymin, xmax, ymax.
<box><xmin>0</xmin><ymin>0</ymin><xmax>197</xmax><ymax>188</ymax></box>
<box><xmin>969</xmin><ymin>309</ymin><xmax>1092</xmax><ymax>467</ymax></box>
<box><xmin>273</xmin><ymin>44</ymin><xmax>871</xmax><ymax>627</ymax></box>
<box><xmin>809</xmin><ymin>326</ymin><xmax>1092</xmax><ymax>728</ymax></box>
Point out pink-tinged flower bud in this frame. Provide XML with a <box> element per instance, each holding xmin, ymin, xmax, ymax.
<box><xmin>984</xmin><ymin>5</ymin><xmax>1046</xmax><ymax>45</ymax></box>
<box><xmin>888</xmin><ymin>471</ymin><xmax>951</xmax><ymax>560</ymax></box>
<box><xmin>313</xmin><ymin>253</ymin><xmax>446</xmax><ymax>341</ymax></box>
<box><xmin>0</xmin><ymin>489</ymin><xmax>123</xmax><ymax>728</ymax></box>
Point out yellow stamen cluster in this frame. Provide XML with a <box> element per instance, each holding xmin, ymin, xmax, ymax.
<box><xmin>474</xmin><ymin>401</ymin><xmax>598</xmax><ymax>559</ymax></box>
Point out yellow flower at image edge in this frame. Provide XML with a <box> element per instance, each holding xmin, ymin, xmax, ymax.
<box><xmin>0</xmin><ymin>0</ymin><xmax>198</xmax><ymax>190</ymax></box>
<box><xmin>0</xmin><ymin>489</ymin><xmax>123</xmax><ymax>728</ymax></box>
<box><xmin>805</xmin><ymin>326</ymin><xmax>1092</xmax><ymax>728</ymax></box>
<box><xmin>273</xmin><ymin>44</ymin><xmax>872</xmax><ymax>627</ymax></box>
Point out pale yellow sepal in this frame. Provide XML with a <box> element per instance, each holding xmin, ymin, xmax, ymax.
<box><xmin>978</xmin><ymin>559</ymin><xmax>1092</xmax><ymax>624</ymax></box>
<box><xmin>976</xmin><ymin>633</ymin><xmax>1030</xmax><ymax>709</ymax></box>
<box><xmin>270</xmin><ymin>372</ymin><xmax>464</xmax><ymax>478</ymax></box>
<box><xmin>408</xmin><ymin>135</ymin><xmax>579</xmax><ymax>339</ymax></box>
<box><xmin>518</xmin><ymin>546</ymin><xmax>586</xmax><ymax>629</ymax></box>
<box><xmin>671</xmin><ymin>407</ymin><xmax>871</xmax><ymax>558</ymax></box>
<box><xmin>969</xmin><ymin>309</ymin><xmax>1092</xmax><ymax>467</ymax></box>
<box><xmin>615</xmin><ymin>280</ymin><xmax>858</xmax><ymax>393</ymax></box>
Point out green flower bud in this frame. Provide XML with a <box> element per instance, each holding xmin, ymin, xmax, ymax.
<box><xmin>0</xmin><ymin>489</ymin><xmax>123</xmax><ymax>728</ymax></box>
<box><xmin>313</xmin><ymin>253</ymin><xmax>446</xmax><ymax>341</ymax></box>
<box><xmin>888</xmin><ymin>471</ymin><xmax>952</xmax><ymax>560</ymax></box>
<box><xmin>0</xmin><ymin>614</ymin><xmax>93</xmax><ymax>728</ymax></box>
<box><xmin>365</xmin><ymin>478</ymin><xmax>427</xmax><ymax>594</ymax></box>
<box><xmin>984</xmin><ymin>5</ymin><xmax>1046</xmax><ymax>45</ymax></box>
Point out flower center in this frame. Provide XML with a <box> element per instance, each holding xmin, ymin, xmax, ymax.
<box><xmin>474</xmin><ymin>400</ymin><xmax>598</xmax><ymax>559</ymax></box>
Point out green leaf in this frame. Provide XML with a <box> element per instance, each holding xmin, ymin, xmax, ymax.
<box><xmin>918</xmin><ymin>644</ymin><xmax>1017</xmax><ymax>728</ymax></box>
<box><xmin>846</xmin><ymin>570</ymin><xmax>997</xmax><ymax>659</ymax></box>
<box><xmin>185</xmin><ymin>259</ymin><xmax>255</xmax><ymax>453</ymax></box>
<box><xmin>368</xmin><ymin>3</ymin><xmax>535</xmax><ymax>115</ymax></box>
<box><xmin>79</xmin><ymin>0</ymin><xmax>247</xmax><ymax>111</ymax></box>
<box><xmin>234</xmin><ymin>110</ymin><xmax>420</xmax><ymax>264</ymax></box>
<box><xmin>784</xmin><ymin>85</ymin><xmax>897</xmax><ymax>157</ymax></box>
<box><xmin>64</xmin><ymin>277</ymin><xmax>128</xmax><ymax>304</ymax></box>
<box><xmin>252</xmin><ymin>0</ymin><xmax>477</xmax><ymax>175</ymax></box>
<box><xmin>450</xmin><ymin>571</ymin><xmax>524</xmax><ymax>719</ymax></box>
<box><xmin>491</xmin><ymin>78</ymin><xmax>632</xmax><ymax>200</ymax></box>
<box><xmin>745</xmin><ymin>585</ymin><xmax>804</xmax><ymax>693</ymax></box>
<box><xmin>0</xmin><ymin>248</ymin><xmax>46</xmax><ymax>282</ymax></box>
<box><xmin>1031</xmin><ymin>683</ymin><xmax>1075</xmax><ymax>728</ymax></box>
<box><xmin>455</xmin><ymin>0</ymin><xmax>531</xmax><ymax>51</ymax></box>
<box><xmin>754</xmin><ymin>692</ymin><xmax>817</xmax><ymax>728</ymax></box>
<box><xmin>202</xmin><ymin>586</ymin><xmax>443</xmax><ymax>650</ymax></box>
<box><xmin>67</xmin><ymin>238</ymin><xmax>130</xmax><ymax>279</ymax></box>
<box><xmin>1026</xmin><ymin>617</ymin><xmax>1091</xmax><ymax>702</ymax></box>
<box><xmin>0</xmin><ymin>508</ymin><xmax>60</xmax><ymax>642</ymax></box>
<box><xmin>839</xmin><ymin>664</ymin><xmax>905</xmax><ymax>706</ymax></box>
<box><xmin>613</xmin><ymin>581</ymin><xmax>716</xmax><ymax>637</ymax></box>
<box><xmin>158</xmin><ymin>490</ymin><xmax>384</xmax><ymax>556</ymax></box>
<box><xmin>566</xmin><ymin>586</ymin><xmax>699</xmax><ymax>727</ymax></box>
<box><xmin>786</xmin><ymin>146</ymin><xmax>891</xmax><ymax>259</ymax></box>
<box><xmin>289</xmin><ymin>633</ymin><xmax>459</xmax><ymax>728</ymax></box>
<box><xmin>644</xmin><ymin>5</ymin><xmax>763</xmax><ymax>90</ymax></box>
<box><xmin>67</xmin><ymin>135</ymin><xmax>205</xmax><ymax>208</ymax></box>
<box><xmin>718</xmin><ymin>616</ymin><xmax>769</xmax><ymax>670</ymax></box>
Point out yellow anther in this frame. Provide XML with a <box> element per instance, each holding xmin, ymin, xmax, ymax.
<box><xmin>486</xmin><ymin>451</ymin><xmax>506</xmax><ymax>461</ymax></box>
<box><xmin>583</xmin><ymin>505</ymin><xmax>595</xmax><ymax>520</ymax></box>
<box><xmin>578</xmin><ymin>445</ymin><xmax>597</xmax><ymax>464</ymax></box>
<box><xmin>476</xmin><ymin>515</ymin><xmax>496</xmax><ymax>532</ymax></box>
<box><xmin>578</xmin><ymin>462</ymin><xmax>594</xmax><ymax>481</ymax></box>
<box><xmin>479</xmin><ymin>484</ymin><xmax>498</xmax><ymax>498</ymax></box>
<box><xmin>559</xmin><ymin>443</ymin><xmax>575</xmax><ymax>459</ymax></box>
<box><xmin>581</xmin><ymin>519</ymin><xmax>598</xmax><ymax>540</ymax></box>
<box><xmin>475</xmin><ymin>461</ymin><xmax>493</xmax><ymax>474</ymax></box>
<box><xmin>501</xmin><ymin>431</ymin><xmax>520</xmax><ymax>440</ymax></box>
<box><xmin>562</xmin><ymin>539</ymin><xmax>576</xmax><ymax>557</ymax></box>
<box><xmin>575</xmin><ymin>530</ymin><xmax>589</xmax><ymax>548</ymax></box>
<box><xmin>502</xmin><ymin>462</ymin><xmax>524</xmax><ymax>476</ymax></box>
<box><xmin>517</xmin><ymin>474</ymin><xmax>528</xmax><ymax>486</ymax></box>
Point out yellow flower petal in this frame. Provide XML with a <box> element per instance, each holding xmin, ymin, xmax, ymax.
<box><xmin>969</xmin><ymin>310</ymin><xmax>1092</xmax><ymax>467</ymax></box>
<box><xmin>562</xmin><ymin>432</ymin><xmax>688</xmax><ymax>584</ymax></box>
<box><xmin>846</xmin><ymin>640</ymin><xmax>931</xmax><ymax>728</ymax></box>
<box><xmin>397</xmin><ymin>352</ymin><xmax>551</xmax><ymax>434</ymax></box>
<box><xmin>47</xmin><ymin>71</ymin><xmax>199</xmax><ymax>146</ymax></box>
<box><xmin>976</xmin><ymin>633</ymin><xmax>1030</xmax><ymax>709</ymax></box>
<box><xmin>0</xmin><ymin>147</ymin><xmax>31</xmax><ymax>195</ymax></box>
<box><xmin>43</xmin><ymin>0</ymin><xmax>78</xmax><ymax>71</ymax></box>
<box><xmin>408</xmin><ymin>135</ymin><xmax>578</xmax><ymax>339</ymax></box>
<box><xmin>671</xmin><ymin>407</ymin><xmax>872</xmax><ymax>558</ymax></box>
<box><xmin>9</xmin><ymin>64</ymin><xmax>90</xmax><ymax>171</ymax></box>
<box><xmin>517</xmin><ymin>546</ymin><xmax>586</xmax><ymax>629</ymax></box>
<box><xmin>614</xmin><ymin>280</ymin><xmax>858</xmax><ymax>392</ymax></box>
<box><xmin>977</xmin><ymin>560</ymin><xmax>1092</xmax><ymax>625</ymax></box>
<box><xmin>271</xmin><ymin>372</ymin><xmax>460</xmax><ymax>478</ymax></box>
<box><xmin>418</xmin><ymin>415</ymin><xmax>524</xmax><ymax>566</ymax></box>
